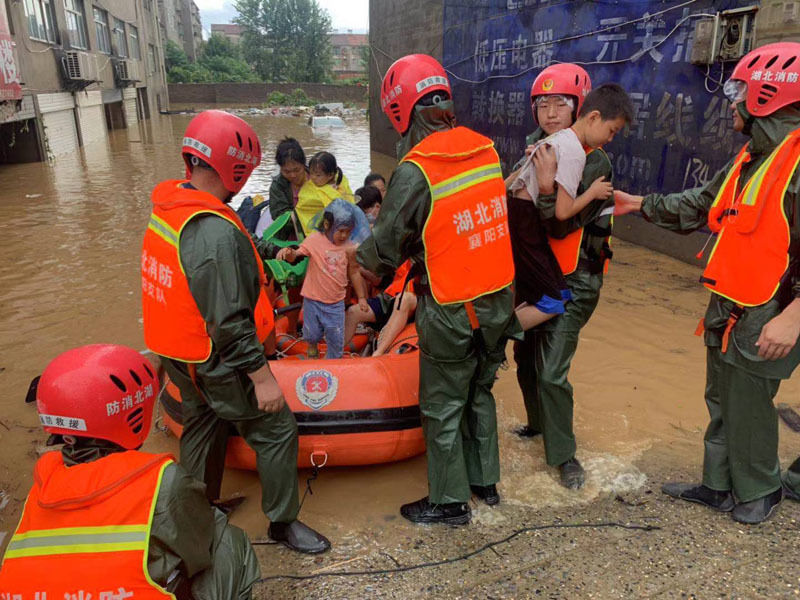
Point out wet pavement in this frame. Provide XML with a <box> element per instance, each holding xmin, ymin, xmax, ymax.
<box><xmin>0</xmin><ymin>113</ymin><xmax>799</xmax><ymax>597</ymax></box>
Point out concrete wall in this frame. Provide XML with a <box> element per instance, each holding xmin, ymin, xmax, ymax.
<box><xmin>368</xmin><ymin>0</ymin><xmax>444</xmax><ymax>158</ymax></box>
<box><xmin>168</xmin><ymin>82</ymin><xmax>369</xmax><ymax>105</ymax></box>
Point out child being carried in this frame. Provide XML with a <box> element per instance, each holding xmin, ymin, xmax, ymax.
<box><xmin>506</xmin><ymin>83</ymin><xmax>632</xmax><ymax>330</ymax></box>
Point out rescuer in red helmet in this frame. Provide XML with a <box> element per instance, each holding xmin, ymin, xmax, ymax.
<box><xmin>357</xmin><ymin>54</ymin><xmax>520</xmax><ymax>524</ymax></box>
<box><xmin>0</xmin><ymin>344</ymin><xmax>260</xmax><ymax>597</ymax></box>
<box><xmin>141</xmin><ymin>110</ymin><xmax>329</xmax><ymax>553</ymax></box>
<box><xmin>615</xmin><ymin>42</ymin><xmax>800</xmax><ymax>524</ymax></box>
<box><xmin>509</xmin><ymin>63</ymin><xmax>621</xmax><ymax>491</ymax></box>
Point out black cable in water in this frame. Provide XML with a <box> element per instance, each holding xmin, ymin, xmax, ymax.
<box><xmin>257</xmin><ymin>520</ymin><xmax>661</xmax><ymax>582</ymax></box>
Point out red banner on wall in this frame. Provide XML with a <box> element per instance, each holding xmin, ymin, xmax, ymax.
<box><xmin>0</xmin><ymin>1</ymin><xmax>22</xmax><ymax>101</ymax></box>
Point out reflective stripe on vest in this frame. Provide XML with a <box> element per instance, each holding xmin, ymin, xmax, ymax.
<box><xmin>702</xmin><ymin>129</ymin><xmax>800</xmax><ymax>306</ymax></box>
<box><xmin>142</xmin><ymin>181</ymin><xmax>274</xmax><ymax>362</ymax></box>
<box><xmin>0</xmin><ymin>452</ymin><xmax>174</xmax><ymax>598</ymax></box>
<box><xmin>5</xmin><ymin>524</ymin><xmax>148</xmax><ymax>558</ymax></box>
<box><xmin>403</xmin><ymin>127</ymin><xmax>515</xmax><ymax>305</ymax></box>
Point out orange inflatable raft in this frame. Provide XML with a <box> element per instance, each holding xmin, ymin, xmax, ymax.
<box><xmin>158</xmin><ymin>323</ymin><xmax>425</xmax><ymax>469</ymax></box>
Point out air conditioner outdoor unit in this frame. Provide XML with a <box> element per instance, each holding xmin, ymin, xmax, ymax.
<box><xmin>115</xmin><ymin>59</ymin><xmax>140</xmax><ymax>82</ymax></box>
<box><xmin>63</xmin><ymin>51</ymin><xmax>98</xmax><ymax>82</ymax></box>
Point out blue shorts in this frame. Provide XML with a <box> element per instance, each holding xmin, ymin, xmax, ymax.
<box><xmin>302</xmin><ymin>298</ymin><xmax>345</xmax><ymax>358</ymax></box>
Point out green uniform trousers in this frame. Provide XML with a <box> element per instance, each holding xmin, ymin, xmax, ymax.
<box><xmin>177</xmin><ymin>508</ymin><xmax>261</xmax><ymax>600</ymax></box>
<box><xmin>513</xmin><ymin>271</ymin><xmax>602</xmax><ymax>467</ymax></box>
<box><xmin>416</xmin><ymin>291</ymin><xmax>513</xmax><ymax>505</ymax></box>
<box><xmin>702</xmin><ymin>347</ymin><xmax>782</xmax><ymax>502</ymax></box>
<box><xmin>162</xmin><ymin>358</ymin><xmax>300</xmax><ymax>523</ymax></box>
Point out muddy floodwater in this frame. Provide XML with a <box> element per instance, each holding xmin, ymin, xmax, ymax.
<box><xmin>1</xmin><ymin>113</ymin><xmax>800</xmax><ymax>598</ymax></box>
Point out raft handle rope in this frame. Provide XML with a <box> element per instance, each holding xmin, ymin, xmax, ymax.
<box><xmin>310</xmin><ymin>450</ymin><xmax>328</xmax><ymax>469</ymax></box>
<box><xmin>293</xmin><ymin>451</ymin><xmax>329</xmax><ymax>517</ymax></box>
<box><xmin>257</xmin><ymin>520</ymin><xmax>661</xmax><ymax>582</ymax></box>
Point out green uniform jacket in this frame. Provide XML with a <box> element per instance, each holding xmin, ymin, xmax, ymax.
<box><xmin>61</xmin><ymin>443</ymin><xmax>259</xmax><ymax>595</ymax></box>
<box><xmin>641</xmin><ymin>108</ymin><xmax>800</xmax><ymax>379</ymax></box>
<box><xmin>268</xmin><ymin>173</ymin><xmax>294</xmax><ymax>221</ymax></box>
<box><xmin>179</xmin><ymin>215</ymin><xmax>270</xmax><ymax>383</ymax></box>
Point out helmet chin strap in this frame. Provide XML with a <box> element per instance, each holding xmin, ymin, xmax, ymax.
<box><xmin>737</xmin><ymin>102</ymin><xmax>755</xmax><ymax>137</ymax></box>
<box><xmin>398</xmin><ymin>99</ymin><xmax>457</xmax><ymax>158</ymax></box>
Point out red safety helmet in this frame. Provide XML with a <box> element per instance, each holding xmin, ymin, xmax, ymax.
<box><xmin>182</xmin><ymin>110</ymin><xmax>262</xmax><ymax>194</ymax></box>
<box><xmin>530</xmin><ymin>63</ymin><xmax>592</xmax><ymax>121</ymax></box>
<box><xmin>381</xmin><ymin>54</ymin><xmax>452</xmax><ymax>135</ymax></box>
<box><xmin>726</xmin><ymin>42</ymin><xmax>800</xmax><ymax>117</ymax></box>
<box><xmin>36</xmin><ymin>345</ymin><xmax>159</xmax><ymax>450</ymax></box>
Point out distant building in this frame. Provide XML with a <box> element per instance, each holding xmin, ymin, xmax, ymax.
<box><xmin>0</xmin><ymin>0</ymin><xmax>169</xmax><ymax>163</ymax></box>
<box><xmin>158</xmin><ymin>0</ymin><xmax>202</xmax><ymax>61</ymax></box>
<box><xmin>210</xmin><ymin>23</ymin><xmax>243</xmax><ymax>45</ymax></box>
<box><xmin>330</xmin><ymin>31</ymin><xmax>368</xmax><ymax>80</ymax></box>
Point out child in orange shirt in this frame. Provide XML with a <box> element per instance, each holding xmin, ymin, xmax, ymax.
<box><xmin>277</xmin><ymin>199</ymin><xmax>369</xmax><ymax>358</ymax></box>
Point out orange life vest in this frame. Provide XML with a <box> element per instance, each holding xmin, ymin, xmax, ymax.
<box><xmin>0</xmin><ymin>451</ymin><xmax>174</xmax><ymax>598</ymax></box>
<box><xmin>402</xmin><ymin>126</ymin><xmax>514</xmax><ymax>305</ymax></box>
<box><xmin>142</xmin><ymin>180</ymin><xmax>274</xmax><ymax>362</ymax></box>
<box><xmin>546</xmin><ymin>149</ymin><xmax>613</xmax><ymax>276</ymax></box>
<box><xmin>384</xmin><ymin>260</ymin><xmax>414</xmax><ymax>298</ymax></box>
<box><xmin>701</xmin><ymin>129</ymin><xmax>800</xmax><ymax>307</ymax></box>
<box><xmin>549</xmin><ymin>229</ymin><xmax>584</xmax><ymax>275</ymax></box>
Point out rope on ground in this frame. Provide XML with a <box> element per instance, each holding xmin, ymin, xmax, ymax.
<box><xmin>257</xmin><ymin>520</ymin><xmax>661</xmax><ymax>582</ymax></box>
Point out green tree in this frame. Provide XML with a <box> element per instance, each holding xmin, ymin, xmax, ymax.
<box><xmin>203</xmin><ymin>33</ymin><xmax>243</xmax><ymax>61</ymax></box>
<box><xmin>166</xmin><ymin>35</ymin><xmax>259</xmax><ymax>83</ymax></box>
<box><xmin>165</xmin><ymin>40</ymin><xmax>189</xmax><ymax>72</ymax></box>
<box><xmin>234</xmin><ymin>0</ymin><xmax>334</xmax><ymax>83</ymax></box>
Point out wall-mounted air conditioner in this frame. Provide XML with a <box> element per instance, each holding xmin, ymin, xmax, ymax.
<box><xmin>62</xmin><ymin>51</ymin><xmax>99</xmax><ymax>82</ymax></box>
<box><xmin>115</xmin><ymin>59</ymin><xmax>140</xmax><ymax>82</ymax></box>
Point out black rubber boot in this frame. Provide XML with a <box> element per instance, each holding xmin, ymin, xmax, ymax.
<box><xmin>731</xmin><ymin>488</ymin><xmax>783</xmax><ymax>525</ymax></box>
<box><xmin>470</xmin><ymin>484</ymin><xmax>500</xmax><ymax>506</ymax></box>
<box><xmin>783</xmin><ymin>482</ymin><xmax>800</xmax><ymax>502</ymax></box>
<box><xmin>513</xmin><ymin>425</ymin><xmax>542</xmax><ymax>438</ymax></box>
<box><xmin>268</xmin><ymin>520</ymin><xmax>331</xmax><ymax>554</ymax></box>
<box><xmin>661</xmin><ymin>483</ymin><xmax>735</xmax><ymax>512</ymax></box>
<box><xmin>783</xmin><ymin>457</ymin><xmax>800</xmax><ymax>502</ymax></box>
<box><xmin>559</xmin><ymin>457</ymin><xmax>585</xmax><ymax>490</ymax></box>
<box><xmin>400</xmin><ymin>496</ymin><xmax>471</xmax><ymax>525</ymax></box>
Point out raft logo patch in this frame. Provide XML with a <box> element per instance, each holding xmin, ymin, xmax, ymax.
<box><xmin>296</xmin><ymin>369</ymin><xmax>338</xmax><ymax>410</ymax></box>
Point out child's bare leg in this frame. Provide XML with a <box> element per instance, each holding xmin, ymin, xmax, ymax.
<box><xmin>374</xmin><ymin>293</ymin><xmax>417</xmax><ymax>356</ymax></box>
<box><xmin>344</xmin><ymin>302</ymin><xmax>376</xmax><ymax>345</ymax></box>
<box><xmin>515</xmin><ymin>304</ymin><xmax>556</xmax><ymax>331</ymax></box>
<box><xmin>513</xmin><ymin>186</ymin><xmax>533</xmax><ymax>201</ymax></box>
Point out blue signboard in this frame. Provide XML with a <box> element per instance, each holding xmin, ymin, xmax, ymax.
<box><xmin>442</xmin><ymin>0</ymin><xmax>755</xmax><ymax>195</ymax></box>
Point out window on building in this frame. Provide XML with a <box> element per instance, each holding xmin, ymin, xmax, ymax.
<box><xmin>148</xmin><ymin>43</ymin><xmax>156</xmax><ymax>74</ymax></box>
<box><xmin>23</xmin><ymin>0</ymin><xmax>57</xmax><ymax>43</ymax></box>
<box><xmin>64</xmin><ymin>0</ymin><xmax>88</xmax><ymax>50</ymax></box>
<box><xmin>129</xmin><ymin>24</ymin><xmax>141</xmax><ymax>60</ymax></box>
<box><xmin>93</xmin><ymin>7</ymin><xmax>111</xmax><ymax>54</ymax></box>
<box><xmin>112</xmin><ymin>17</ymin><xmax>128</xmax><ymax>57</ymax></box>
